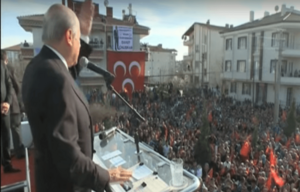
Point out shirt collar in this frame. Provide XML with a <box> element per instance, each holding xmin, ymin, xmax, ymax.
<box><xmin>45</xmin><ymin>44</ymin><xmax>68</xmax><ymax>71</ymax></box>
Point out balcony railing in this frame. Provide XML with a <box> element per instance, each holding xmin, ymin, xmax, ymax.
<box><xmin>282</xmin><ymin>44</ymin><xmax>300</xmax><ymax>58</ymax></box>
<box><xmin>183</xmin><ymin>39</ymin><xmax>194</xmax><ymax>46</ymax></box>
<box><xmin>285</xmin><ymin>43</ymin><xmax>300</xmax><ymax>50</ymax></box>
<box><xmin>183</xmin><ymin>54</ymin><xmax>193</xmax><ymax>61</ymax></box>
<box><xmin>89</xmin><ymin>42</ymin><xmax>104</xmax><ymax>49</ymax></box>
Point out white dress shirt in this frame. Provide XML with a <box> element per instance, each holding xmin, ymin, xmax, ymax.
<box><xmin>45</xmin><ymin>35</ymin><xmax>89</xmax><ymax>71</ymax></box>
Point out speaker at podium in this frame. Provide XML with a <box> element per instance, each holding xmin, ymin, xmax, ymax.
<box><xmin>93</xmin><ymin>127</ymin><xmax>200</xmax><ymax>192</ymax></box>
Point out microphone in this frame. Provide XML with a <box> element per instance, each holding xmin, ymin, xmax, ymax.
<box><xmin>79</xmin><ymin>57</ymin><xmax>115</xmax><ymax>85</ymax></box>
<box><xmin>99</xmin><ymin>129</ymin><xmax>115</xmax><ymax>140</ymax></box>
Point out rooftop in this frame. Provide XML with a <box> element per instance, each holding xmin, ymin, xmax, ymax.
<box><xmin>182</xmin><ymin>22</ymin><xmax>227</xmax><ymax>38</ymax></box>
<box><xmin>220</xmin><ymin>12</ymin><xmax>300</xmax><ymax>34</ymax></box>
<box><xmin>17</xmin><ymin>13</ymin><xmax>150</xmax><ymax>30</ymax></box>
<box><xmin>147</xmin><ymin>44</ymin><xmax>177</xmax><ymax>53</ymax></box>
<box><xmin>3</xmin><ymin>44</ymin><xmax>22</xmax><ymax>51</ymax></box>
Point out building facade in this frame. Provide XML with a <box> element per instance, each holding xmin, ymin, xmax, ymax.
<box><xmin>3</xmin><ymin>41</ymin><xmax>31</xmax><ymax>82</ymax></box>
<box><xmin>182</xmin><ymin>22</ymin><xmax>226</xmax><ymax>88</ymax></box>
<box><xmin>17</xmin><ymin>0</ymin><xmax>150</xmax><ymax>95</ymax></box>
<box><xmin>220</xmin><ymin>4</ymin><xmax>300</xmax><ymax>107</ymax></box>
<box><xmin>142</xmin><ymin>44</ymin><xmax>177</xmax><ymax>84</ymax></box>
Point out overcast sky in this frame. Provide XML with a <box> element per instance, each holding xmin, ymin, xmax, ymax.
<box><xmin>1</xmin><ymin>0</ymin><xmax>299</xmax><ymax>60</ymax></box>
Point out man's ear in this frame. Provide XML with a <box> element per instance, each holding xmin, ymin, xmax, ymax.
<box><xmin>65</xmin><ymin>29</ymin><xmax>73</xmax><ymax>46</ymax></box>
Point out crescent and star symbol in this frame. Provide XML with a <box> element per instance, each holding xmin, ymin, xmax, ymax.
<box><xmin>113</xmin><ymin>61</ymin><xmax>141</xmax><ymax>93</ymax></box>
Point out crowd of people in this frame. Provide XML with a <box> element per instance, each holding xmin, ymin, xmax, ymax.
<box><xmin>99</xmin><ymin>86</ymin><xmax>299</xmax><ymax>192</ymax></box>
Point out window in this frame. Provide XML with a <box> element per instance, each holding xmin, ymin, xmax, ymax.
<box><xmin>237</xmin><ymin>60</ymin><xmax>246</xmax><ymax>72</ymax></box>
<box><xmin>204</xmin><ymin>68</ymin><xmax>207</xmax><ymax>76</ymax></box>
<box><xmin>225</xmin><ymin>61</ymin><xmax>231</xmax><ymax>72</ymax></box>
<box><xmin>270</xmin><ymin>60</ymin><xmax>277</xmax><ymax>73</ymax></box>
<box><xmin>287</xmin><ymin>62</ymin><xmax>293</xmax><ymax>77</ymax></box>
<box><xmin>238</xmin><ymin>37</ymin><xmax>247</xmax><ymax>49</ymax></box>
<box><xmin>242</xmin><ymin>83</ymin><xmax>251</xmax><ymax>95</ymax></box>
<box><xmin>281</xmin><ymin>60</ymin><xmax>287</xmax><ymax>76</ymax></box>
<box><xmin>226</xmin><ymin>39</ymin><xmax>232</xmax><ymax>50</ymax></box>
<box><xmin>204</xmin><ymin>35</ymin><xmax>207</xmax><ymax>44</ymax></box>
<box><xmin>271</xmin><ymin>32</ymin><xmax>289</xmax><ymax>47</ymax></box>
<box><xmin>195</xmin><ymin>45</ymin><xmax>199</xmax><ymax>52</ymax></box>
<box><xmin>230</xmin><ymin>82</ymin><xmax>237</xmax><ymax>93</ymax></box>
<box><xmin>253</xmin><ymin>36</ymin><xmax>258</xmax><ymax>51</ymax></box>
<box><xmin>270</xmin><ymin>60</ymin><xmax>287</xmax><ymax>74</ymax></box>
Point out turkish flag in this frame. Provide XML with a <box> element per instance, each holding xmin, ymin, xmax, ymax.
<box><xmin>107</xmin><ymin>51</ymin><xmax>145</xmax><ymax>97</ymax></box>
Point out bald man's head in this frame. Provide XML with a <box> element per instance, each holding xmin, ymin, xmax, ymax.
<box><xmin>42</xmin><ymin>4</ymin><xmax>79</xmax><ymax>44</ymax></box>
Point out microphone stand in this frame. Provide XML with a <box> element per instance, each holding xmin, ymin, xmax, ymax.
<box><xmin>107</xmin><ymin>84</ymin><xmax>146</xmax><ymax>162</ymax></box>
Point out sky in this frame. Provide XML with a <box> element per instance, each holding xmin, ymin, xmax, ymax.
<box><xmin>1</xmin><ymin>0</ymin><xmax>300</xmax><ymax>60</ymax></box>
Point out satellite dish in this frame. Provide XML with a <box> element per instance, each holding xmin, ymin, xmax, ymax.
<box><xmin>275</xmin><ymin>5</ymin><xmax>279</xmax><ymax>12</ymax></box>
<box><xmin>104</xmin><ymin>0</ymin><xmax>109</xmax><ymax>7</ymax></box>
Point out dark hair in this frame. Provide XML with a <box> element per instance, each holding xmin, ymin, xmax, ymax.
<box><xmin>1</xmin><ymin>50</ymin><xmax>7</xmax><ymax>61</ymax></box>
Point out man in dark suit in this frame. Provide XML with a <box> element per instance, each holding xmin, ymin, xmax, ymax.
<box><xmin>22</xmin><ymin>1</ymin><xmax>131</xmax><ymax>192</ymax></box>
<box><xmin>5</xmin><ymin>59</ymin><xmax>26</xmax><ymax>159</ymax></box>
<box><xmin>113</xmin><ymin>26</ymin><xmax>119</xmax><ymax>50</ymax></box>
<box><xmin>1</xmin><ymin>50</ymin><xmax>21</xmax><ymax>173</ymax></box>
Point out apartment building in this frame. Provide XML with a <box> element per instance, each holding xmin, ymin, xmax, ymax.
<box><xmin>182</xmin><ymin>22</ymin><xmax>226</xmax><ymax>88</ymax></box>
<box><xmin>142</xmin><ymin>44</ymin><xmax>177</xmax><ymax>84</ymax></box>
<box><xmin>220</xmin><ymin>4</ymin><xmax>300</xmax><ymax>107</ymax></box>
<box><xmin>17</xmin><ymin>0</ymin><xmax>150</xmax><ymax>95</ymax></box>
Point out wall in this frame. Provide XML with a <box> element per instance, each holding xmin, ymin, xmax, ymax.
<box><xmin>146</xmin><ymin>51</ymin><xmax>176</xmax><ymax>83</ymax></box>
<box><xmin>209</xmin><ymin>29</ymin><xmax>224</xmax><ymax>87</ymax></box>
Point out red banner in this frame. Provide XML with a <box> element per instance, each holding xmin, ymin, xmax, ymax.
<box><xmin>107</xmin><ymin>51</ymin><xmax>145</xmax><ymax>96</ymax></box>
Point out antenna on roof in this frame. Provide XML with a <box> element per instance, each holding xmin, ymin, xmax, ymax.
<box><xmin>275</xmin><ymin>5</ymin><xmax>279</xmax><ymax>12</ymax></box>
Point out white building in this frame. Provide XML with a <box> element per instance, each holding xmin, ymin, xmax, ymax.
<box><xmin>182</xmin><ymin>22</ymin><xmax>226</xmax><ymax>88</ymax></box>
<box><xmin>220</xmin><ymin>4</ymin><xmax>300</xmax><ymax>107</ymax></box>
<box><xmin>142</xmin><ymin>44</ymin><xmax>177</xmax><ymax>84</ymax></box>
<box><xmin>17</xmin><ymin>0</ymin><xmax>150</xmax><ymax>95</ymax></box>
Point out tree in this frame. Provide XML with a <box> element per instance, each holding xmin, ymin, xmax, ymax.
<box><xmin>194</xmin><ymin>101</ymin><xmax>212</xmax><ymax>166</ymax></box>
<box><xmin>284</xmin><ymin>101</ymin><xmax>296</xmax><ymax>138</ymax></box>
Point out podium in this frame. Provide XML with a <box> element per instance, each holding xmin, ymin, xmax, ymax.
<box><xmin>93</xmin><ymin>127</ymin><xmax>200</xmax><ymax>192</ymax></box>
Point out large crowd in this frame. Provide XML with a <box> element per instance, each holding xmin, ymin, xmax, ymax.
<box><xmin>93</xmin><ymin>86</ymin><xmax>299</xmax><ymax>192</ymax></box>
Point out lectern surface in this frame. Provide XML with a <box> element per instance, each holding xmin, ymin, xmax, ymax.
<box><xmin>93</xmin><ymin>128</ymin><xmax>200</xmax><ymax>192</ymax></box>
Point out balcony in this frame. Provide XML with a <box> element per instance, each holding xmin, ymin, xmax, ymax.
<box><xmin>89</xmin><ymin>49</ymin><xmax>104</xmax><ymax>60</ymax></box>
<box><xmin>183</xmin><ymin>38</ymin><xmax>194</xmax><ymax>46</ymax></box>
<box><xmin>281</xmin><ymin>76</ymin><xmax>300</xmax><ymax>85</ymax></box>
<box><xmin>183</xmin><ymin>54</ymin><xmax>193</xmax><ymax>61</ymax></box>
<box><xmin>282</xmin><ymin>44</ymin><xmax>300</xmax><ymax>58</ymax></box>
<box><xmin>220</xmin><ymin>72</ymin><xmax>234</xmax><ymax>79</ymax></box>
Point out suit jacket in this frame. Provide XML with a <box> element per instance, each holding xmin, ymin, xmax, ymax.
<box><xmin>1</xmin><ymin>62</ymin><xmax>12</xmax><ymax>105</ymax></box>
<box><xmin>22</xmin><ymin>40</ymin><xmax>110</xmax><ymax>192</ymax></box>
<box><xmin>7</xmin><ymin>64</ymin><xmax>22</xmax><ymax>114</ymax></box>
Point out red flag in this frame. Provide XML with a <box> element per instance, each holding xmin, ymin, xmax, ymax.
<box><xmin>208</xmin><ymin>111</ymin><xmax>213</xmax><ymax>122</ymax></box>
<box><xmin>107</xmin><ymin>51</ymin><xmax>145</xmax><ymax>99</ymax></box>
<box><xmin>170</xmin><ymin>135</ymin><xmax>174</xmax><ymax>147</ymax></box>
<box><xmin>271</xmin><ymin>170</ymin><xmax>285</xmax><ymax>187</ymax></box>
<box><xmin>285</xmin><ymin>138</ymin><xmax>291</xmax><ymax>149</ymax></box>
<box><xmin>265</xmin><ymin>175</ymin><xmax>272</xmax><ymax>189</ymax></box>
<box><xmin>208</xmin><ymin>168</ymin><xmax>213</xmax><ymax>178</ymax></box>
<box><xmin>240</xmin><ymin>141</ymin><xmax>250</xmax><ymax>159</ymax></box>
<box><xmin>270</xmin><ymin>149</ymin><xmax>276</xmax><ymax>166</ymax></box>
<box><xmin>295</xmin><ymin>134</ymin><xmax>300</xmax><ymax>145</ymax></box>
